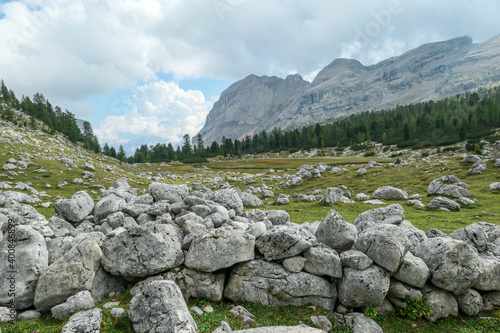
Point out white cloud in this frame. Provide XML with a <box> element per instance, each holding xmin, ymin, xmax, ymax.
<box><xmin>94</xmin><ymin>80</ymin><xmax>212</xmax><ymax>146</ymax></box>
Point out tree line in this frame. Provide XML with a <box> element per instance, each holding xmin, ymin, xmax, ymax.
<box><xmin>130</xmin><ymin>86</ymin><xmax>500</xmax><ymax>163</ymax></box>
<box><xmin>0</xmin><ymin>79</ymin><xmax>100</xmax><ymax>152</ymax></box>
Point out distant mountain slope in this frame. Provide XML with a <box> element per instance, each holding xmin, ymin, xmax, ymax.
<box><xmin>198</xmin><ymin>34</ymin><xmax>500</xmax><ymax>144</ymax></box>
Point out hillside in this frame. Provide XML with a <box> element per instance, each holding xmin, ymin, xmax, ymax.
<box><xmin>198</xmin><ymin>34</ymin><xmax>500</xmax><ymax>144</ymax></box>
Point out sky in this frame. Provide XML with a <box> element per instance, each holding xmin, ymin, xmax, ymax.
<box><xmin>1</xmin><ymin>0</ymin><xmax>500</xmax><ymax>153</ymax></box>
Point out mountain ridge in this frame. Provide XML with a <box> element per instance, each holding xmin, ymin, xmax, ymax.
<box><xmin>198</xmin><ymin>34</ymin><xmax>500</xmax><ymax>144</ymax></box>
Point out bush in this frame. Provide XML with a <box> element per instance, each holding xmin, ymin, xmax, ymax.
<box><xmin>442</xmin><ymin>146</ymin><xmax>459</xmax><ymax>152</ymax></box>
<box><xmin>351</xmin><ymin>144</ymin><xmax>367</xmax><ymax>151</ymax></box>
<box><xmin>364</xmin><ymin>152</ymin><xmax>375</xmax><ymax>157</ymax></box>
<box><xmin>395</xmin><ymin>298</ymin><xmax>433</xmax><ymax>320</ymax></box>
<box><xmin>364</xmin><ymin>305</ymin><xmax>377</xmax><ymax>319</ymax></box>
<box><xmin>421</xmin><ymin>151</ymin><xmax>430</xmax><ymax>157</ymax></box>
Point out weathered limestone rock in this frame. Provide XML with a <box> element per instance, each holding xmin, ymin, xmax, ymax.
<box><xmin>372</xmin><ymin>186</ymin><xmax>408</xmax><ymax>200</ymax></box>
<box><xmin>323</xmin><ymin>187</ymin><xmax>343</xmax><ymax>204</ymax></box>
<box><xmin>128</xmin><ymin>281</ymin><xmax>197</xmax><ymax>333</ymax></box>
<box><xmin>455</xmin><ymin>289</ymin><xmax>483</xmax><ymax>316</ymax></box>
<box><xmin>0</xmin><ymin>226</ymin><xmax>48</xmax><ymax>309</ymax></box>
<box><xmin>51</xmin><ymin>291</ymin><xmax>95</xmax><ymax>320</ymax></box>
<box><xmin>176</xmin><ymin>268</ymin><xmax>226</xmax><ymax>301</ymax></box>
<box><xmin>209</xmin><ymin>188</ymin><xmax>244</xmax><ymax>215</ymax></box>
<box><xmin>149</xmin><ymin>183</ymin><xmax>189</xmax><ymax>203</ymax></box>
<box><xmin>224</xmin><ymin>260</ymin><xmax>336</xmax><ymax>310</ymax></box>
<box><xmin>428</xmin><ymin>175</ymin><xmax>471</xmax><ymax>198</ymax></box>
<box><xmin>315</xmin><ymin>210</ymin><xmax>357</xmax><ymax>253</ymax></box>
<box><xmin>345</xmin><ymin>313</ymin><xmax>383</xmax><ymax>333</ymax></box>
<box><xmin>185</xmin><ymin>226</ymin><xmax>255</xmax><ymax>272</ymax></box>
<box><xmin>393</xmin><ymin>252</ymin><xmax>430</xmax><ymax>288</ymax></box>
<box><xmin>353</xmin><ymin>204</ymin><xmax>405</xmax><ymax>232</ymax></box>
<box><xmin>256</xmin><ymin>226</ymin><xmax>316</xmax><ymax>261</ymax></box>
<box><xmin>340</xmin><ymin>250</ymin><xmax>373</xmax><ymax>270</ymax></box>
<box><xmin>93</xmin><ymin>194</ymin><xmax>126</xmax><ymax>221</ymax></box>
<box><xmin>415</xmin><ymin>237</ymin><xmax>479</xmax><ymax>294</ymax></box>
<box><xmin>338</xmin><ymin>265</ymin><xmax>390</xmax><ymax>308</ymax></box>
<box><xmin>422</xmin><ymin>284</ymin><xmax>458</xmax><ymax>322</ymax></box>
<box><xmin>34</xmin><ymin>240</ymin><xmax>102</xmax><ymax>312</ymax></box>
<box><xmin>303</xmin><ymin>244</ymin><xmax>342</xmax><ymax>278</ymax></box>
<box><xmin>53</xmin><ymin>191</ymin><xmax>94</xmax><ymax>223</ymax></box>
<box><xmin>102</xmin><ymin>222</ymin><xmax>183</xmax><ymax>279</ymax></box>
<box><xmin>354</xmin><ymin>224</ymin><xmax>410</xmax><ymax>274</ymax></box>
<box><xmin>61</xmin><ymin>308</ymin><xmax>102</xmax><ymax>333</ymax></box>
<box><xmin>428</xmin><ymin>197</ymin><xmax>461</xmax><ymax>211</ymax></box>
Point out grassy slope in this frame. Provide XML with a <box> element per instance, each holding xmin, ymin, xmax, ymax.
<box><xmin>1</xmin><ymin>122</ymin><xmax>500</xmax><ymax>332</ymax></box>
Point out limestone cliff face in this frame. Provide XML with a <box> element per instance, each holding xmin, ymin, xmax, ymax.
<box><xmin>198</xmin><ymin>35</ymin><xmax>500</xmax><ymax>144</ymax></box>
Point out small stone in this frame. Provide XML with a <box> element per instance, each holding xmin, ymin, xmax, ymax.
<box><xmin>202</xmin><ymin>305</ymin><xmax>214</xmax><ymax>313</ymax></box>
<box><xmin>190</xmin><ymin>306</ymin><xmax>204</xmax><ymax>317</ymax></box>
<box><xmin>110</xmin><ymin>307</ymin><xmax>125</xmax><ymax>318</ymax></box>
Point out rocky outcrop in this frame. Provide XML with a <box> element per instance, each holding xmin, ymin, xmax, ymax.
<box><xmin>197</xmin><ymin>35</ymin><xmax>500</xmax><ymax>144</ymax></box>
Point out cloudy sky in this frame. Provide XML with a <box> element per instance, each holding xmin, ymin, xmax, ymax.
<box><xmin>1</xmin><ymin>0</ymin><xmax>500</xmax><ymax>152</ymax></box>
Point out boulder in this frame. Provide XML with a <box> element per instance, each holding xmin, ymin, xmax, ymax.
<box><xmin>482</xmin><ymin>291</ymin><xmax>500</xmax><ymax>311</ymax></box>
<box><xmin>51</xmin><ymin>290</ymin><xmax>95</xmax><ymax>320</ymax></box>
<box><xmin>388</xmin><ymin>279</ymin><xmax>422</xmax><ymax>301</ymax></box>
<box><xmin>490</xmin><ymin>182</ymin><xmax>500</xmax><ymax>190</ymax></box>
<box><xmin>354</xmin><ymin>224</ymin><xmax>410</xmax><ymax>274</ymax></box>
<box><xmin>492</xmin><ymin>141</ymin><xmax>500</xmax><ymax>160</ymax></box>
<box><xmin>469</xmin><ymin>161</ymin><xmax>487</xmax><ymax>175</ymax></box>
<box><xmin>422</xmin><ymin>284</ymin><xmax>458</xmax><ymax>322</ymax></box>
<box><xmin>415</xmin><ymin>237</ymin><xmax>479</xmax><ymax>294</ymax></box>
<box><xmin>224</xmin><ymin>260</ymin><xmax>336</xmax><ymax>310</ymax></box>
<box><xmin>81</xmin><ymin>163</ymin><xmax>95</xmax><ymax>171</ymax></box>
<box><xmin>473</xmin><ymin>256</ymin><xmax>500</xmax><ymax>291</ymax></box>
<box><xmin>398</xmin><ymin>220</ymin><xmax>428</xmax><ymax>253</ymax></box>
<box><xmin>283</xmin><ymin>257</ymin><xmax>307</xmax><ymax>273</ymax></box>
<box><xmin>338</xmin><ymin>265</ymin><xmax>390</xmax><ymax>308</ymax></box>
<box><xmin>61</xmin><ymin>308</ymin><xmax>102</xmax><ymax>333</ymax></box>
<box><xmin>428</xmin><ymin>175</ymin><xmax>471</xmax><ymax>198</ymax></box>
<box><xmin>185</xmin><ymin>226</ymin><xmax>255</xmax><ymax>272</ymax></box>
<box><xmin>323</xmin><ymin>187</ymin><xmax>343</xmax><ymax>204</ymax></box>
<box><xmin>428</xmin><ymin>197</ymin><xmax>461</xmax><ymax>211</ymax></box>
<box><xmin>46</xmin><ymin>237</ymin><xmax>74</xmax><ymax>265</ymax></box>
<box><xmin>238</xmin><ymin>192</ymin><xmax>263</xmax><ymax>207</ymax></box>
<box><xmin>353</xmin><ymin>204</ymin><xmax>405</xmax><ymax>232</ymax></box>
<box><xmin>315</xmin><ymin>210</ymin><xmax>357</xmax><ymax>253</ymax></box>
<box><xmin>128</xmin><ymin>280</ymin><xmax>197</xmax><ymax>333</ymax></box>
<box><xmin>102</xmin><ymin>222</ymin><xmax>183</xmax><ymax>279</ymax></box>
<box><xmin>345</xmin><ymin>313</ymin><xmax>383</xmax><ymax>333</ymax></box>
<box><xmin>303</xmin><ymin>244</ymin><xmax>342</xmax><ymax>278</ymax></box>
<box><xmin>462</xmin><ymin>155</ymin><xmax>482</xmax><ymax>163</ymax></box>
<box><xmin>355</xmin><ymin>193</ymin><xmax>370</xmax><ymax>201</ymax></box>
<box><xmin>449</xmin><ymin>223</ymin><xmax>490</xmax><ymax>253</ymax></box>
<box><xmin>0</xmin><ymin>226</ymin><xmax>48</xmax><ymax>309</ymax></box>
<box><xmin>340</xmin><ymin>250</ymin><xmax>373</xmax><ymax>270</ymax></box>
<box><xmin>372</xmin><ymin>186</ymin><xmax>408</xmax><ymax>200</ymax></box>
<box><xmin>149</xmin><ymin>183</ymin><xmax>189</xmax><ymax>203</ymax></box>
<box><xmin>90</xmin><ymin>267</ymin><xmax>125</xmax><ymax>302</ymax></box>
<box><xmin>265</xmin><ymin>210</ymin><xmax>291</xmax><ymax>226</ymax></box>
<box><xmin>455</xmin><ymin>289</ymin><xmax>483</xmax><ymax>316</ymax></box>
<box><xmin>276</xmin><ymin>194</ymin><xmax>290</xmax><ymax>205</ymax></box>
<box><xmin>176</xmin><ymin>268</ymin><xmax>225</xmax><ymax>301</ymax></box>
<box><xmin>93</xmin><ymin>194</ymin><xmax>126</xmax><ymax>221</ymax></box>
<box><xmin>53</xmin><ymin>191</ymin><xmax>94</xmax><ymax>223</ymax></box>
<box><xmin>256</xmin><ymin>226</ymin><xmax>316</xmax><ymax>261</ymax></box>
<box><xmin>356</xmin><ymin>168</ymin><xmax>367</xmax><ymax>176</ymax></box>
<box><xmin>209</xmin><ymin>188</ymin><xmax>244</xmax><ymax>215</ymax></box>
<box><xmin>34</xmin><ymin>239</ymin><xmax>102</xmax><ymax>312</ymax></box>
<box><xmin>393</xmin><ymin>252</ymin><xmax>430</xmax><ymax>288</ymax></box>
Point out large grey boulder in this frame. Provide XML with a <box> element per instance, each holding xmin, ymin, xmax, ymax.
<box><xmin>315</xmin><ymin>210</ymin><xmax>357</xmax><ymax>253</ymax></box>
<box><xmin>399</xmin><ymin>220</ymin><xmax>428</xmax><ymax>253</ymax></box>
<box><xmin>149</xmin><ymin>183</ymin><xmax>189</xmax><ymax>203</ymax></box>
<box><xmin>46</xmin><ymin>236</ymin><xmax>74</xmax><ymax>265</ymax></box>
<box><xmin>449</xmin><ymin>223</ymin><xmax>490</xmax><ymax>253</ymax></box>
<box><xmin>53</xmin><ymin>191</ymin><xmax>94</xmax><ymax>223</ymax></box>
<box><xmin>393</xmin><ymin>252</ymin><xmax>430</xmax><ymax>288</ymax></box>
<box><xmin>224</xmin><ymin>260</ymin><xmax>336</xmax><ymax>311</ymax></box>
<box><xmin>209</xmin><ymin>188</ymin><xmax>244</xmax><ymax>215</ymax></box>
<box><xmin>427</xmin><ymin>175</ymin><xmax>471</xmax><ymax>198</ymax></box>
<box><xmin>238</xmin><ymin>192</ymin><xmax>263</xmax><ymax>207</ymax></box>
<box><xmin>93</xmin><ymin>194</ymin><xmax>126</xmax><ymax>221</ymax></box>
<box><xmin>388</xmin><ymin>279</ymin><xmax>422</xmax><ymax>301</ymax></box>
<box><xmin>61</xmin><ymin>308</ymin><xmax>102</xmax><ymax>333</ymax></box>
<box><xmin>51</xmin><ymin>290</ymin><xmax>95</xmax><ymax>320</ymax></box>
<box><xmin>102</xmin><ymin>222</ymin><xmax>183</xmax><ymax>279</ymax></box>
<box><xmin>490</xmin><ymin>182</ymin><xmax>500</xmax><ymax>190</ymax></box>
<box><xmin>128</xmin><ymin>280</ymin><xmax>197</xmax><ymax>333</ymax></box>
<box><xmin>372</xmin><ymin>186</ymin><xmax>408</xmax><ymax>200</ymax></box>
<box><xmin>265</xmin><ymin>210</ymin><xmax>291</xmax><ymax>225</ymax></box>
<box><xmin>256</xmin><ymin>226</ymin><xmax>316</xmax><ymax>261</ymax></box>
<box><xmin>338</xmin><ymin>265</ymin><xmax>390</xmax><ymax>308</ymax></box>
<box><xmin>0</xmin><ymin>226</ymin><xmax>48</xmax><ymax>309</ymax></box>
<box><xmin>345</xmin><ymin>313</ymin><xmax>383</xmax><ymax>333</ymax></box>
<box><xmin>303</xmin><ymin>245</ymin><xmax>342</xmax><ymax>278</ymax></box>
<box><xmin>492</xmin><ymin>141</ymin><xmax>500</xmax><ymax>160</ymax></box>
<box><xmin>34</xmin><ymin>239</ymin><xmax>102</xmax><ymax>312</ymax></box>
<box><xmin>354</xmin><ymin>224</ymin><xmax>410</xmax><ymax>274</ymax></box>
<box><xmin>482</xmin><ymin>291</ymin><xmax>500</xmax><ymax>311</ymax></box>
<box><xmin>422</xmin><ymin>284</ymin><xmax>458</xmax><ymax>322</ymax></box>
<box><xmin>473</xmin><ymin>256</ymin><xmax>500</xmax><ymax>291</ymax></box>
<box><xmin>428</xmin><ymin>197</ymin><xmax>461</xmax><ymax>211</ymax></box>
<box><xmin>463</xmin><ymin>154</ymin><xmax>483</xmax><ymax>163</ymax></box>
<box><xmin>340</xmin><ymin>250</ymin><xmax>373</xmax><ymax>270</ymax></box>
<box><xmin>353</xmin><ymin>204</ymin><xmax>405</xmax><ymax>232</ymax></box>
<box><xmin>185</xmin><ymin>226</ymin><xmax>255</xmax><ymax>272</ymax></box>
<box><xmin>455</xmin><ymin>289</ymin><xmax>483</xmax><ymax>316</ymax></box>
<box><xmin>415</xmin><ymin>237</ymin><xmax>479</xmax><ymax>294</ymax></box>
<box><xmin>322</xmin><ymin>187</ymin><xmax>343</xmax><ymax>204</ymax></box>
<box><xmin>176</xmin><ymin>268</ymin><xmax>226</xmax><ymax>301</ymax></box>
<box><xmin>469</xmin><ymin>160</ymin><xmax>487</xmax><ymax>175</ymax></box>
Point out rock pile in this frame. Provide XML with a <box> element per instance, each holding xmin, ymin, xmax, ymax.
<box><xmin>1</xmin><ymin>178</ymin><xmax>499</xmax><ymax>331</ymax></box>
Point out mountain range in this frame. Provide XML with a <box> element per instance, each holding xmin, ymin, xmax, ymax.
<box><xmin>197</xmin><ymin>34</ymin><xmax>500</xmax><ymax>144</ymax></box>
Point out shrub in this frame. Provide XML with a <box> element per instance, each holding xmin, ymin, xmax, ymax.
<box><xmin>364</xmin><ymin>305</ymin><xmax>377</xmax><ymax>319</ymax></box>
<box><xmin>395</xmin><ymin>297</ymin><xmax>433</xmax><ymax>320</ymax></box>
<box><xmin>181</xmin><ymin>157</ymin><xmax>209</xmax><ymax>164</ymax></box>
<box><xmin>364</xmin><ymin>152</ymin><xmax>375</xmax><ymax>157</ymax></box>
